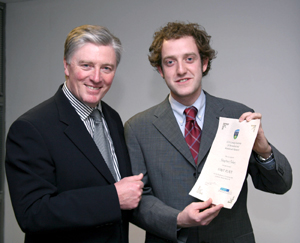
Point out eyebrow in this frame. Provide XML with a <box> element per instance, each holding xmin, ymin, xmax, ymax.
<box><xmin>78</xmin><ymin>60</ymin><xmax>93</xmax><ymax>64</ymax></box>
<box><xmin>78</xmin><ymin>60</ymin><xmax>115</xmax><ymax>68</ymax></box>
<box><xmin>162</xmin><ymin>52</ymin><xmax>198</xmax><ymax>61</ymax></box>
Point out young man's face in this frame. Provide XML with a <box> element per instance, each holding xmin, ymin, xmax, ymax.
<box><xmin>64</xmin><ymin>42</ymin><xmax>117</xmax><ymax>108</ymax></box>
<box><xmin>158</xmin><ymin>36</ymin><xmax>208</xmax><ymax>106</ymax></box>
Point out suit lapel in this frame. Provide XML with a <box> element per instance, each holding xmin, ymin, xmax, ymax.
<box><xmin>101</xmin><ymin>102</ymin><xmax>129</xmax><ymax>179</ymax></box>
<box><xmin>150</xmin><ymin>93</ymin><xmax>226</xmax><ymax>168</ymax></box>
<box><xmin>152</xmin><ymin>97</ymin><xmax>196</xmax><ymax>167</ymax></box>
<box><xmin>198</xmin><ymin>92</ymin><xmax>224</xmax><ymax>165</ymax></box>
<box><xmin>54</xmin><ymin>88</ymin><xmax>115</xmax><ymax>183</ymax></box>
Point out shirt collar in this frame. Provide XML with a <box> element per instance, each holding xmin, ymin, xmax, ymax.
<box><xmin>169</xmin><ymin>89</ymin><xmax>206</xmax><ymax>127</ymax></box>
<box><xmin>62</xmin><ymin>81</ymin><xmax>101</xmax><ymax>120</ymax></box>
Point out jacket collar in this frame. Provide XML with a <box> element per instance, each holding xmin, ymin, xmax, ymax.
<box><xmin>54</xmin><ymin>86</ymin><xmax>116</xmax><ymax>183</ymax></box>
<box><xmin>151</xmin><ymin>91</ymin><xmax>224</xmax><ymax>168</ymax></box>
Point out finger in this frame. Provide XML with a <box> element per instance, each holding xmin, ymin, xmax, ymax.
<box><xmin>204</xmin><ymin>198</ymin><xmax>213</xmax><ymax>205</ymax></box>
<box><xmin>204</xmin><ymin>203</ymin><xmax>222</xmax><ymax>213</ymax></box>
<box><xmin>238</xmin><ymin>112</ymin><xmax>253</xmax><ymax>122</ymax></box>
<box><xmin>211</xmin><ymin>203</ymin><xmax>223</xmax><ymax>208</ymax></box>
<box><xmin>246</xmin><ymin>113</ymin><xmax>261</xmax><ymax>122</ymax></box>
<box><xmin>239</xmin><ymin>112</ymin><xmax>262</xmax><ymax>122</ymax></box>
<box><xmin>135</xmin><ymin>180</ymin><xmax>144</xmax><ymax>189</ymax></box>
<box><xmin>200</xmin><ymin>204</ymin><xmax>223</xmax><ymax>219</ymax></box>
<box><xmin>125</xmin><ymin>173</ymin><xmax>144</xmax><ymax>181</ymax></box>
<box><xmin>133</xmin><ymin>173</ymin><xmax>143</xmax><ymax>180</ymax></box>
<box><xmin>193</xmin><ymin>198</ymin><xmax>213</xmax><ymax>210</ymax></box>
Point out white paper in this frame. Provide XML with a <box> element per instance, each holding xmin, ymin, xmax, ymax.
<box><xmin>189</xmin><ymin>117</ymin><xmax>260</xmax><ymax>209</ymax></box>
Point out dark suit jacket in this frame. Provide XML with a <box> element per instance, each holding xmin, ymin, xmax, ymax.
<box><xmin>124</xmin><ymin>92</ymin><xmax>292</xmax><ymax>243</ymax></box>
<box><xmin>5</xmin><ymin>86</ymin><xmax>132</xmax><ymax>243</ymax></box>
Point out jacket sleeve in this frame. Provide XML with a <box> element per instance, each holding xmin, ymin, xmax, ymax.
<box><xmin>248</xmin><ymin>143</ymin><xmax>292</xmax><ymax>194</ymax></box>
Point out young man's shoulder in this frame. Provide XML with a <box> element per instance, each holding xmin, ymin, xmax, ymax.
<box><xmin>205</xmin><ymin>91</ymin><xmax>253</xmax><ymax>115</ymax></box>
<box><xmin>126</xmin><ymin>97</ymin><xmax>169</xmax><ymax>125</ymax></box>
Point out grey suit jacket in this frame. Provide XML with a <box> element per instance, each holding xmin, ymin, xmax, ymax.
<box><xmin>124</xmin><ymin>92</ymin><xmax>292</xmax><ymax>243</ymax></box>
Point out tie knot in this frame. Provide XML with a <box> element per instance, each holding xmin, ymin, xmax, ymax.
<box><xmin>90</xmin><ymin>109</ymin><xmax>102</xmax><ymax>123</ymax></box>
<box><xmin>184</xmin><ymin>106</ymin><xmax>198</xmax><ymax>121</ymax></box>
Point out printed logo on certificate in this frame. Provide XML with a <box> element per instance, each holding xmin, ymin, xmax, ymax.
<box><xmin>189</xmin><ymin>117</ymin><xmax>260</xmax><ymax>209</ymax></box>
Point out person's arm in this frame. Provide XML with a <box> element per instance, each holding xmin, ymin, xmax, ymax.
<box><xmin>239</xmin><ymin>112</ymin><xmax>272</xmax><ymax>158</ymax></box>
<box><xmin>5</xmin><ymin>118</ymin><xmax>143</xmax><ymax>233</ymax></box>
<box><xmin>115</xmin><ymin>173</ymin><xmax>144</xmax><ymax>210</ymax></box>
<box><xmin>124</xmin><ymin>120</ymin><xmax>222</xmax><ymax>242</ymax></box>
<box><xmin>239</xmin><ymin>112</ymin><xmax>292</xmax><ymax>193</ymax></box>
<box><xmin>177</xmin><ymin>199</ymin><xmax>222</xmax><ymax>228</ymax></box>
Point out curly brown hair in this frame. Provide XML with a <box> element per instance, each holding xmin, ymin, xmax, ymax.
<box><xmin>148</xmin><ymin>22</ymin><xmax>216</xmax><ymax>76</ymax></box>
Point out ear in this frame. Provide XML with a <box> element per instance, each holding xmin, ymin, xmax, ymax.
<box><xmin>157</xmin><ymin>66</ymin><xmax>164</xmax><ymax>79</ymax></box>
<box><xmin>63</xmin><ymin>59</ymin><xmax>70</xmax><ymax>77</ymax></box>
<box><xmin>202</xmin><ymin>58</ymin><xmax>209</xmax><ymax>73</ymax></box>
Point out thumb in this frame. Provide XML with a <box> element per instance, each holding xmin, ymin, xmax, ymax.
<box><xmin>130</xmin><ymin>173</ymin><xmax>143</xmax><ymax>181</ymax></box>
<box><xmin>135</xmin><ymin>173</ymin><xmax>143</xmax><ymax>180</ymax></box>
<box><xmin>196</xmin><ymin>198</ymin><xmax>213</xmax><ymax>210</ymax></box>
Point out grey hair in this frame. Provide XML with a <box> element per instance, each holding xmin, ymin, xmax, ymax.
<box><xmin>64</xmin><ymin>25</ymin><xmax>122</xmax><ymax>66</ymax></box>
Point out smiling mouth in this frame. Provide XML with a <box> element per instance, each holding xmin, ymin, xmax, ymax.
<box><xmin>177</xmin><ymin>78</ymin><xmax>189</xmax><ymax>83</ymax></box>
<box><xmin>86</xmin><ymin>85</ymin><xmax>100</xmax><ymax>90</ymax></box>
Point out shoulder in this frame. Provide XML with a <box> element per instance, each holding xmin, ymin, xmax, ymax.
<box><xmin>18</xmin><ymin>96</ymin><xmax>57</xmax><ymax>123</ymax></box>
<box><xmin>101</xmin><ymin>101</ymin><xmax>122</xmax><ymax>121</ymax></box>
<box><xmin>9</xmin><ymin>88</ymin><xmax>65</xmax><ymax>132</ymax></box>
<box><xmin>125</xmin><ymin>98</ymin><xmax>169</xmax><ymax>126</ymax></box>
<box><xmin>205</xmin><ymin>91</ymin><xmax>254</xmax><ymax>118</ymax></box>
<box><xmin>6</xmin><ymin>96</ymin><xmax>59</xmax><ymax>148</ymax></box>
<box><xmin>101</xmin><ymin>101</ymin><xmax>127</xmax><ymax>132</ymax></box>
<box><xmin>101</xmin><ymin>101</ymin><xmax>119</xmax><ymax>117</ymax></box>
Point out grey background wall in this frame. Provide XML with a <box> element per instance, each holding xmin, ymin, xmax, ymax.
<box><xmin>3</xmin><ymin>0</ymin><xmax>299</xmax><ymax>242</ymax></box>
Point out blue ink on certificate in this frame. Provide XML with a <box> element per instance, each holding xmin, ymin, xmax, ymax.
<box><xmin>220</xmin><ymin>187</ymin><xmax>230</xmax><ymax>192</ymax></box>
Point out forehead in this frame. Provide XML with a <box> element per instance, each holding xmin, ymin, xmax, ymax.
<box><xmin>161</xmin><ymin>36</ymin><xmax>198</xmax><ymax>57</ymax></box>
<box><xmin>72</xmin><ymin>42</ymin><xmax>116</xmax><ymax>64</ymax></box>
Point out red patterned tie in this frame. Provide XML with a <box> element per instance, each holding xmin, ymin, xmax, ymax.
<box><xmin>184</xmin><ymin>107</ymin><xmax>201</xmax><ymax>164</ymax></box>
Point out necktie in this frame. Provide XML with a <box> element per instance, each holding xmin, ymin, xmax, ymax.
<box><xmin>184</xmin><ymin>106</ymin><xmax>201</xmax><ymax>164</ymax></box>
<box><xmin>90</xmin><ymin>109</ymin><xmax>119</xmax><ymax>181</ymax></box>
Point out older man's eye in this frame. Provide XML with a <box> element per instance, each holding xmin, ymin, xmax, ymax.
<box><xmin>81</xmin><ymin>64</ymin><xmax>91</xmax><ymax>69</ymax></box>
<box><xmin>101</xmin><ymin>66</ymin><xmax>113</xmax><ymax>73</ymax></box>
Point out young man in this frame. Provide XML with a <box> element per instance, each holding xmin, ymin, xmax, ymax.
<box><xmin>124</xmin><ymin>22</ymin><xmax>292</xmax><ymax>243</ymax></box>
<box><xmin>6</xmin><ymin>25</ymin><xmax>143</xmax><ymax>243</ymax></box>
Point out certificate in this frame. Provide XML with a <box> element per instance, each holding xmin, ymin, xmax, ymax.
<box><xmin>189</xmin><ymin>117</ymin><xmax>260</xmax><ymax>209</ymax></box>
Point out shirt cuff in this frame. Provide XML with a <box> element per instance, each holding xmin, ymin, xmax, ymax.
<box><xmin>255</xmin><ymin>152</ymin><xmax>275</xmax><ymax>170</ymax></box>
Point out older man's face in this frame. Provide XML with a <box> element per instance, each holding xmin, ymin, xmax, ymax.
<box><xmin>64</xmin><ymin>42</ymin><xmax>117</xmax><ymax>108</ymax></box>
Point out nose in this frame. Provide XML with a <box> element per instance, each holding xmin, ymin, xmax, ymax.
<box><xmin>177</xmin><ymin>61</ymin><xmax>187</xmax><ymax>76</ymax></box>
<box><xmin>90</xmin><ymin>68</ymin><xmax>102</xmax><ymax>83</ymax></box>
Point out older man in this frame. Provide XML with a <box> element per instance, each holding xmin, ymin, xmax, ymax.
<box><xmin>6</xmin><ymin>25</ymin><xmax>143</xmax><ymax>243</ymax></box>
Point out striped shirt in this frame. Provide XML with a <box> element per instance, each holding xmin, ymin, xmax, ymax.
<box><xmin>62</xmin><ymin>82</ymin><xmax>121</xmax><ymax>181</ymax></box>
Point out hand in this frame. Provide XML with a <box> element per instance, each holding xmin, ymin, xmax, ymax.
<box><xmin>239</xmin><ymin>112</ymin><xmax>272</xmax><ymax>158</ymax></box>
<box><xmin>115</xmin><ymin>173</ymin><xmax>144</xmax><ymax>210</ymax></box>
<box><xmin>177</xmin><ymin>198</ymin><xmax>223</xmax><ymax>228</ymax></box>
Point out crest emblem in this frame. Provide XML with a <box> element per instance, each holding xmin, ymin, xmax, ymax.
<box><xmin>233</xmin><ymin>129</ymin><xmax>240</xmax><ymax>139</ymax></box>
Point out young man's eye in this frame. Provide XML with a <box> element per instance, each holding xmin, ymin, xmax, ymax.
<box><xmin>165</xmin><ymin>60</ymin><xmax>174</xmax><ymax>66</ymax></box>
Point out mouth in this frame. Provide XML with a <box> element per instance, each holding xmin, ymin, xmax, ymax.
<box><xmin>86</xmin><ymin>85</ymin><xmax>101</xmax><ymax>90</ymax></box>
<box><xmin>176</xmin><ymin>78</ymin><xmax>189</xmax><ymax>83</ymax></box>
